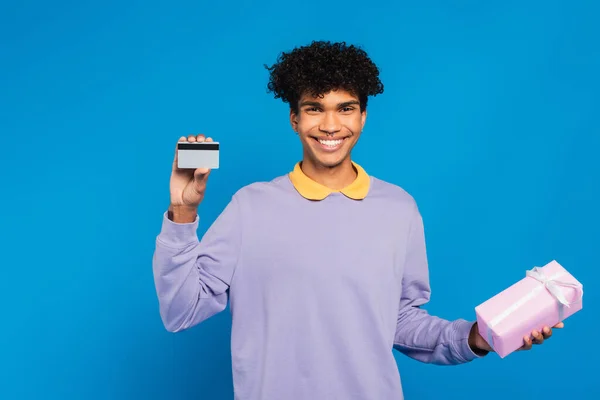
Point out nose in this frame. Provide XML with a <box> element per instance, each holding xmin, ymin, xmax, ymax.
<box><xmin>319</xmin><ymin>111</ymin><xmax>341</xmax><ymax>135</ymax></box>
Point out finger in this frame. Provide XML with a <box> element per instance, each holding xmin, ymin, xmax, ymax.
<box><xmin>187</xmin><ymin>134</ymin><xmax>197</xmax><ymax>142</ymax></box>
<box><xmin>194</xmin><ymin>168</ymin><xmax>211</xmax><ymax>180</ymax></box>
<box><xmin>195</xmin><ymin>134</ymin><xmax>206</xmax><ymax>142</ymax></box>
<box><xmin>531</xmin><ymin>330</ymin><xmax>544</xmax><ymax>345</ymax></box>
<box><xmin>542</xmin><ymin>326</ymin><xmax>552</xmax><ymax>339</ymax></box>
<box><xmin>521</xmin><ymin>335</ymin><xmax>533</xmax><ymax>351</ymax></box>
<box><xmin>205</xmin><ymin>137</ymin><xmax>213</xmax><ymax>142</ymax></box>
<box><xmin>553</xmin><ymin>322</ymin><xmax>564</xmax><ymax>329</ymax></box>
<box><xmin>192</xmin><ymin>171</ymin><xmax>210</xmax><ymax>194</ymax></box>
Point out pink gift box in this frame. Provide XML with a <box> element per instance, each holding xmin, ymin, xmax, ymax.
<box><xmin>475</xmin><ymin>260</ymin><xmax>584</xmax><ymax>358</ymax></box>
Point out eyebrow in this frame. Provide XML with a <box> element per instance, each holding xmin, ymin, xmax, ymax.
<box><xmin>299</xmin><ymin>100</ymin><xmax>360</xmax><ymax>108</ymax></box>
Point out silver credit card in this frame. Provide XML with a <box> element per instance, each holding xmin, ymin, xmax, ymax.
<box><xmin>177</xmin><ymin>142</ymin><xmax>219</xmax><ymax>169</ymax></box>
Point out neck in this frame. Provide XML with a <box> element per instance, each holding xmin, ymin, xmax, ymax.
<box><xmin>300</xmin><ymin>157</ymin><xmax>357</xmax><ymax>191</ymax></box>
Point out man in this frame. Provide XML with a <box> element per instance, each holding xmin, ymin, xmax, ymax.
<box><xmin>152</xmin><ymin>41</ymin><xmax>562</xmax><ymax>399</ymax></box>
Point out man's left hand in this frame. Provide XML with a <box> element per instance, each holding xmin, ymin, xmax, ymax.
<box><xmin>468</xmin><ymin>322</ymin><xmax>565</xmax><ymax>355</ymax></box>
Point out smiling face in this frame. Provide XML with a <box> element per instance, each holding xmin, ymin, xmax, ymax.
<box><xmin>290</xmin><ymin>89</ymin><xmax>367</xmax><ymax>170</ymax></box>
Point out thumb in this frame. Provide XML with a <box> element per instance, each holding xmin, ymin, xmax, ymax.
<box><xmin>194</xmin><ymin>168</ymin><xmax>211</xmax><ymax>181</ymax></box>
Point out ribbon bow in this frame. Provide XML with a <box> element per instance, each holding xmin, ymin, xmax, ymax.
<box><xmin>525</xmin><ymin>266</ymin><xmax>584</xmax><ymax>307</ymax></box>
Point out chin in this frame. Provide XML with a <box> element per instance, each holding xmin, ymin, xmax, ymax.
<box><xmin>312</xmin><ymin>152</ymin><xmax>349</xmax><ymax>169</ymax></box>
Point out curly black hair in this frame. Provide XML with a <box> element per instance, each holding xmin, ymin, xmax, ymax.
<box><xmin>265</xmin><ymin>41</ymin><xmax>384</xmax><ymax>113</ymax></box>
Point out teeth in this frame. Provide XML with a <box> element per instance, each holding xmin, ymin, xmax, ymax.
<box><xmin>318</xmin><ymin>139</ymin><xmax>343</xmax><ymax>147</ymax></box>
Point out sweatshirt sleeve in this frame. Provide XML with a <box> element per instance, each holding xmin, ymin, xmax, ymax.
<box><xmin>152</xmin><ymin>194</ymin><xmax>242</xmax><ymax>332</ymax></box>
<box><xmin>393</xmin><ymin>201</ymin><xmax>483</xmax><ymax>365</ymax></box>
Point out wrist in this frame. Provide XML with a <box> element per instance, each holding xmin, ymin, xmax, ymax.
<box><xmin>168</xmin><ymin>204</ymin><xmax>198</xmax><ymax>223</ymax></box>
<box><xmin>468</xmin><ymin>322</ymin><xmax>490</xmax><ymax>356</ymax></box>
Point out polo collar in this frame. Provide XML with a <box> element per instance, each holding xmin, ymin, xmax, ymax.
<box><xmin>288</xmin><ymin>161</ymin><xmax>370</xmax><ymax>200</ymax></box>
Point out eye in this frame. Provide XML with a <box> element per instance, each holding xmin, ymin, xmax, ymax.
<box><xmin>340</xmin><ymin>106</ymin><xmax>355</xmax><ymax>113</ymax></box>
<box><xmin>305</xmin><ymin>107</ymin><xmax>321</xmax><ymax>113</ymax></box>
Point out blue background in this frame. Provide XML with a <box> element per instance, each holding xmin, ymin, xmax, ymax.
<box><xmin>1</xmin><ymin>0</ymin><xmax>598</xmax><ymax>398</ymax></box>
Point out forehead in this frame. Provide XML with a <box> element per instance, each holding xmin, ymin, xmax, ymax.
<box><xmin>299</xmin><ymin>89</ymin><xmax>359</xmax><ymax>104</ymax></box>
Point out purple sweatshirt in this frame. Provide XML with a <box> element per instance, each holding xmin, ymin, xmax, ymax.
<box><xmin>152</xmin><ymin>162</ymin><xmax>481</xmax><ymax>399</ymax></box>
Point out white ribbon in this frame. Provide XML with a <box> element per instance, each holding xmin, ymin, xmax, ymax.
<box><xmin>525</xmin><ymin>266</ymin><xmax>583</xmax><ymax>307</ymax></box>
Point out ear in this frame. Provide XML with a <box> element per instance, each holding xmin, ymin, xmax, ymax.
<box><xmin>361</xmin><ymin>109</ymin><xmax>367</xmax><ymax>131</ymax></box>
<box><xmin>290</xmin><ymin>108</ymin><xmax>299</xmax><ymax>133</ymax></box>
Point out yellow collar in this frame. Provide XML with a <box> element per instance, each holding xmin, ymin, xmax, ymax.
<box><xmin>288</xmin><ymin>161</ymin><xmax>370</xmax><ymax>200</ymax></box>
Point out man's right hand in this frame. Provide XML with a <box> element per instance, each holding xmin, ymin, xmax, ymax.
<box><xmin>168</xmin><ymin>134</ymin><xmax>214</xmax><ymax>223</ymax></box>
